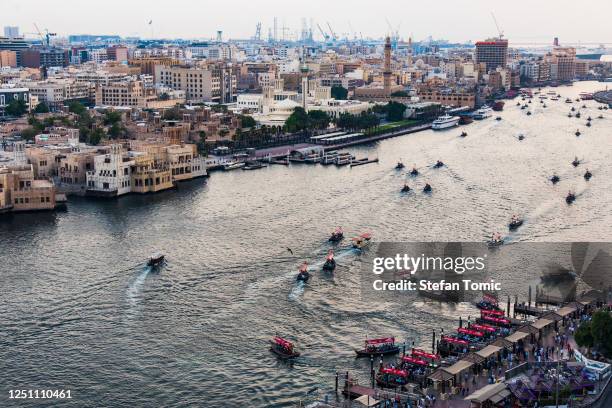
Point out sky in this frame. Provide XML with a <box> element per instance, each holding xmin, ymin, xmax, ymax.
<box><xmin>3</xmin><ymin>0</ymin><xmax>612</xmax><ymax>45</ymax></box>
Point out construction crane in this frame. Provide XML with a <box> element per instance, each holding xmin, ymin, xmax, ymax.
<box><xmin>33</xmin><ymin>23</ymin><xmax>56</xmax><ymax>47</ymax></box>
<box><xmin>317</xmin><ymin>23</ymin><xmax>330</xmax><ymax>42</ymax></box>
<box><xmin>490</xmin><ymin>12</ymin><xmax>504</xmax><ymax>40</ymax></box>
<box><xmin>326</xmin><ymin>22</ymin><xmax>337</xmax><ymax>41</ymax></box>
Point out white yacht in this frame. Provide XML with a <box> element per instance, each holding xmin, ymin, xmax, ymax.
<box><xmin>223</xmin><ymin>161</ymin><xmax>246</xmax><ymax>170</ymax></box>
<box><xmin>431</xmin><ymin>114</ymin><xmax>460</xmax><ymax>130</ymax></box>
<box><xmin>473</xmin><ymin>105</ymin><xmax>493</xmax><ymax>120</ymax></box>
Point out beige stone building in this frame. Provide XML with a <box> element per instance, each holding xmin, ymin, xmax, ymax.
<box><xmin>0</xmin><ymin>164</ymin><xmax>57</xmax><ymax>213</ymax></box>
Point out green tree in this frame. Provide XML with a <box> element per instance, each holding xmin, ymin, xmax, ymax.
<box><xmin>103</xmin><ymin>111</ymin><xmax>122</xmax><ymax>125</ymax></box>
<box><xmin>108</xmin><ymin>122</ymin><xmax>122</xmax><ymax>138</ymax></box>
<box><xmin>33</xmin><ymin>102</ymin><xmax>50</xmax><ymax>114</ymax></box>
<box><xmin>20</xmin><ymin>127</ymin><xmax>38</xmax><ymax>141</ymax></box>
<box><xmin>285</xmin><ymin>107</ymin><xmax>310</xmax><ymax>133</ymax></box>
<box><xmin>591</xmin><ymin>311</ymin><xmax>612</xmax><ymax>355</ymax></box>
<box><xmin>197</xmin><ymin>130</ymin><xmax>207</xmax><ymax>155</ymax></box>
<box><xmin>68</xmin><ymin>101</ymin><xmax>87</xmax><ymax>116</ymax></box>
<box><xmin>5</xmin><ymin>99</ymin><xmax>28</xmax><ymax>117</ymax></box>
<box><xmin>240</xmin><ymin>115</ymin><xmax>256</xmax><ymax>129</ymax></box>
<box><xmin>386</xmin><ymin>101</ymin><xmax>407</xmax><ymax>121</ymax></box>
<box><xmin>331</xmin><ymin>85</ymin><xmax>348</xmax><ymax>100</ymax></box>
<box><xmin>307</xmin><ymin>110</ymin><xmax>330</xmax><ymax>130</ymax></box>
<box><xmin>575</xmin><ymin>322</ymin><xmax>594</xmax><ymax>349</ymax></box>
<box><xmin>89</xmin><ymin>128</ymin><xmax>105</xmax><ymax>146</ymax></box>
<box><xmin>162</xmin><ymin>106</ymin><xmax>181</xmax><ymax>120</ymax></box>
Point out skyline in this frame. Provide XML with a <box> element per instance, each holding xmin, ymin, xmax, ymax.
<box><xmin>3</xmin><ymin>0</ymin><xmax>612</xmax><ymax>44</ymax></box>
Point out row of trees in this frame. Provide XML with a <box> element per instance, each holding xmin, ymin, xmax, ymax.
<box><xmin>284</xmin><ymin>107</ymin><xmax>331</xmax><ymax>133</ymax></box>
<box><xmin>372</xmin><ymin>101</ymin><xmax>407</xmax><ymax>122</ymax></box>
<box><xmin>335</xmin><ymin>112</ymin><xmax>380</xmax><ymax>132</ymax></box>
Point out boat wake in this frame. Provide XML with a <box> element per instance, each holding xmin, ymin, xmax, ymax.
<box><xmin>126</xmin><ymin>265</ymin><xmax>151</xmax><ymax>307</ymax></box>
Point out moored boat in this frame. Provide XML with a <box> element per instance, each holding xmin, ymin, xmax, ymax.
<box><xmin>431</xmin><ymin>114</ymin><xmax>460</xmax><ymax>130</ymax></box>
<box><xmin>459</xmin><ymin>115</ymin><xmax>473</xmax><ymax>125</ymax></box>
<box><xmin>354</xmin><ymin>337</ymin><xmax>400</xmax><ymax>357</ymax></box>
<box><xmin>223</xmin><ymin>161</ymin><xmax>245</xmax><ymax>170</ymax></box>
<box><xmin>492</xmin><ymin>101</ymin><xmax>505</xmax><ymax>111</ymax></box>
<box><xmin>473</xmin><ymin>105</ymin><xmax>493</xmax><ymax>120</ymax></box>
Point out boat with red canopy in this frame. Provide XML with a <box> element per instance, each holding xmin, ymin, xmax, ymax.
<box><xmin>457</xmin><ymin>327</ymin><xmax>484</xmax><ymax>337</ymax></box>
<box><xmin>479</xmin><ymin>314</ymin><xmax>511</xmax><ymax>327</ymax></box>
<box><xmin>354</xmin><ymin>336</ymin><xmax>400</xmax><ymax>357</ymax></box>
<box><xmin>438</xmin><ymin>335</ymin><xmax>470</xmax><ymax>357</ymax></box>
<box><xmin>476</xmin><ymin>293</ymin><xmax>502</xmax><ymax>311</ymax></box>
<box><xmin>401</xmin><ymin>355</ymin><xmax>428</xmax><ymax>366</ymax></box>
<box><xmin>412</xmin><ymin>348</ymin><xmax>440</xmax><ymax>361</ymax></box>
<box><xmin>269</xmin><ymin>336</ymin><xmax>300</xmax><ymax>359</ymax></box>
<box><xmin>351</xmin><ymin>232</ymin><xmax>372</xmax><ymax>249</ymax></box>
<box><xmin>480</xmin><ymin>308</ymin><xmax>505</xmax><ymax>317</ymax></box>
<box><xmin>376</xmin><ymin>367</ymin><xmax>409</xmax><ymax>388</ymax></box>
<box><xmin>470</xmin><ymin>323</ymin><xmax>496</xmax><ymax>333</ymax></box>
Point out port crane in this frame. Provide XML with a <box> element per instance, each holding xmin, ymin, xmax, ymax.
<box><xmin>316</xmin><ymin>23</ymin><xmax>330</xmax><ymax>43</ymax></box>
<box><xmin>253</xmin><ymin>22</ymin><xmax>262</xmax><ymax>41</ymax></box>
<box><xmin>31</xmin><ymin>23</ymin><xmax>56</xmax><ymax>47</ymax></box>
<box><xmin>326</xmin><ymin>22</ymin><xmax>338</xmax><ymax>42</ymax></box>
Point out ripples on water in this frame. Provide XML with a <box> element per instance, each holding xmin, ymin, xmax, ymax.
<box><xmin>1</xmin><ymin>82</ymin><xmax>611</xmax><ymax>407</ymax></box>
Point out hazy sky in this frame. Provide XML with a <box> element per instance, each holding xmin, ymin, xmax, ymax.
<box><xmin>3</xmin><ymin>0</ymin><xmax>612</xmax><ymax>44</ymax></box>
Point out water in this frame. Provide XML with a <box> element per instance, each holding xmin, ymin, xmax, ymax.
<box><xmin>1</xmin><ymin>82</ymin><xmax>611</xmax><ymax>407</ymax></box>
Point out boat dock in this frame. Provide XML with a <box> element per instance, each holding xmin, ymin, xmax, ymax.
<box><xmin>349</xmin><ymin>158</ymin><xmax>379</xmax><ymax>167</ymax></box>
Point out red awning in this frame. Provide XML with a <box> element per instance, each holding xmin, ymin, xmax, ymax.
<box><xmin>366</xmin><ymin>337</ymin><xmax>395</xmax><ymax>345</ymax></box>
<box><xmin>380</xmin><ymin>367</ymin><xmax>408</xmax><ymax>377</ymax></box>
<box><xmin>412</xmin><ymin>348</ymin><xmax>440</xmax><ymax>360</ymax></box>
<box><xmin>481</xmin><ymin>309</ymin><xmax>505</xmax><ymax>317</ymax></box>
<box><xmin>402</xmin><ymin>355</ymin><xmax>428</xmax><ymax>366</ymax></box>
<box><xmin>458</xmin><ymin>328</ymin><xmax>484</xmax><ymax>337</ymax></box>
<box><xmin>471</xmin><ymin>324</ymin><xmax>496</xmax><ymax>333</ymax></box>
<box><xmin>481</xmin><ymin>315</ymin><xmax>510</xmax><ymax>325</ymax></box>
<box><xmin>442</xmin><ymin>335</ymin><xmax>469</xmax><ymax>345</ymax></box>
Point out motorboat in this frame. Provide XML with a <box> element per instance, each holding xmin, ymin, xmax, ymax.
<box><xmin>328</xmin><ymin>227</ymin><xmax>344</xmax><ymax>243</ymax></box>
<box><xmin>571</xmin><ymin>106</ymin><xmax>576</xmax><ymax>111</ymax></box>
<box><xmin>352</xmin><ymin>233</ymin><xmax>372</xmax><ymax>249</ymax></box>
<box><xmin>572</xmin><ymin>157</ymin><xmax>580</xmax><ymax>167</ymax></box>
<box><xmin>460</xmin><ymin>131</ymin><xmax>467</xmax><ymax>137</ymax></box>
<box><xmin>518</xmin><ymin>134</ymin><xmax>525</xmax><ymax>141</ymax></box>
<box><xmin>495</xmin><ymin>116</ymin><xmax>502</xmax><ymax>121</ymax></box>
<box><xmin>296</xmin><ymin>263</ymin><xmax>310</xmax><ymax>282</ymax></box>
<box><xmin>423</xmin><ymin>183</ymin><xmax>432</xmax><ymax>193</ymax></box>
<box><xmin>147</xmin><ymin>252</ymin><xmax>165</xmax><ymax>267</ymax></box>
<box><xmin>582</xmin><ymin>104</ymin><xmax>587</xmax><ymax>108</ymax></box>
<box><xmin>242</xmin><ymin>161</ymin><xmax>266</xmax><ymax>170</ymax></box>
<box><xmin>516</xmin><ymin>102</ymin><xmax>521</xmax><ymax>106</ymax></box>
<box><xmin>551</xmin><ymin>175</ymin><xmax>560</xmax><ymax>184</ymax></box>
<box><xmin>395</xmin><ymin>161</ymin><xmax>405</xmax><ymax>169</ymax></box>
<box><xmin>526</xmin><ymin>111</ymin><xmax>532</xmax><ymax>116</ymax></box>
<box><xmin>568</xmin><ymin>113</ymin><xmax>573</xmax><ymax>117</ymax></box>
<box><xmin>508</xmin><ymin>216</ymin><xmax>523</xmax><ymax>231</ymax></box>
<box><xmin>431</xmin><ymin>114</ymin><xmax>460</xmax><ymax>130</ymax></box>
<box><xmin>587</xmin><ymin>116</ymin><xmax>592</xmax><ymax>121</ymax></box>
<box><xmin>528</xmin><ymin>100</ymin><xmax>532</xmax><ymax>104</ymax></box>
<box><xmin>433</xmin><ymin>160</ymin><xmax>444</xmax><ymax>169</ymax></box>
<box><xmin>322</xmin><ymin>250</ymin><xmax>336</xmax><ymax>271</ymax></box>
<box><xmin>566</xmin><ymin>192</ymin><xmax>576</xmax><ymax>204</ymax></box>
<box><xmin>521</xmin><ymin>105</ymin><xmax>527</xmax><ymax>110</ymax></box>
<box><xmin>376</xmin><ymin>367</ymin><xmax>409</xmax><ymax>389</ymax></box>
<box><xmin>473</xmin><ymin>105</ymin><xmax>493</xmax><ymax>120</ymax></box>
<box><xmin>410</xmin><ymin>167</ymin><xmax>419</xmax><ymax>176</ymax></box>
<box><xmin>223</xmin><ymin>161</ymin><xmax>245</xmax><ymax>170</ymax></box>
<box><xmin>459</xmin><ymin>115</ymin><xmax>474</xmax><ymax>125</ymax></box>
<box><xmin>584</xmin><ymin>170</ymin><xmax>592</xmax><ymax>181</ymax></box>
<box><xmin>575</xmin><ymin>112</ymin><xmax>581</xmax><ymax>118</ymax></box>
<box><xmin>487</xmin><ymin>234</ymin><xmax>504</xmax><ymax>248</ymax></box>
<box><xmin>270</xmin><ymin>336</ymin><xmax>300</xmax><ymax>359</ymax></box>
<box><xmin>598</xmin><ymin>114</ymin><xmax>604</xmax><ymax>119</ymax></box>
<box><xmin>355</xmin><ymin>337</ymin><xmax>400</xmax><ymax>358</ymax></box>
<box><xmin>586</xmin><ymin>122</ymin><xmax>591</xmax><ymax>127</ymax></box>
<box><xmin>543</xmin><ymin>104</ymin><xmax>547</xmax><ymax>108</ymax></box>
<box><xmin>401</xmin><ymin>183</ymin><xmax>411</xmax><ymax>193</ymax></box>
<box><xmin>575</xmin><ymin>130</ymin><xmax>581</xmax><ymax>136</ymax></box>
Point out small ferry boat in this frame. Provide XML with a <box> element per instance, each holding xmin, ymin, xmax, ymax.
<box><xmin>459</xmin><ymin>115</ymin><xmax>473</xmax><ymax>125</ymax></box>
<box><xmin>322</xmin><ymin>151</ymin><xmax>339</xmax><ymax>165</ymax></box>
<box><xmin>410</xmin><ymin>167</ymin><xmax>419</xmax><ymax>176</ymax></box>
<box><xmin>526</xmin><ymin>111</ymin><xmax>532</xmax><ymax>116</ymax></box>
<box><xmin>492</xmin><ymin>101</ymin><xmax>505</xmax><ymax>111</ymax></box>
<box><xmin>566</xmin><ymin>191</ymin><xmax>576</xmax><ymax>204</ymax></box>
<box><xmin>518</xmin><ymin>134</ymin><xmax>525</xmax><ymax>141</ymax></box>
<box><xmin>586</xmin><ymin>122</ymin><xmax>591</xmax><ymax>127</ymax></box>
<box><xmin>495</xmin><ymin>116</ymin><xmax>502</xmax><ymax>121</ymax></box>
<box><xmin>572</xmin><ymin>157</ymin><xmax>580</xmax><ymax>167</ymax></box>
<box><xmin>351</xmin><ymin>233</ymin><xmax>372</xmax><ymax>249</ymax></box>
<box><xmin>473</xmin><ymin>105</ymin><xmax>493</xmax><ymax>120</ymax></box>
<box><xmin>223</xmin><ymin>161</ymin><xmax>245</xmax><ymax>170</ymax></box>
<box><xmin>568</xmin><ymin>113</ymin><xmax>573</xmax><ymax>117</ymax></box>
<box><xmin>433</xmin><ymin>160</ymin><xmax>444</xmax><ymax>169</ymax></box>
<box><xmin>598</xmin><ymin>114</ymin><xmax>604</xmax><ymax>119</ymax></box>
<box><xmin>328</xmin><ymin>227</ymin><xmax>344</xmax><ymax>242</ymax></box>
<box><xmin>269</xmin><ymin>336</ymin><xmax>300</xmax><ymax>359</ymax></box>
<box><xmin>575</xmin><ymin>112</ymin><xmax>581</xmax><ymax>118</ymax></box>
<box><xmin>460</xmin><ymin>131</ymin><xmax>467</xmax><ymax>138</ymax></box>
<box><xmin>335</xmin><ymin>153</ymin><xmax>353</xmax><ymax>166</ymax></box>
<box><xmin>487</xmin><ymin>233</ymin><xmax>504</xmax><ymax>248</ymax></box>
<box><xmin>376</xmin><ymin>367</ymin><xmax>409</xmax><ymax>389</ymax></box>
<box><xmin>243</xmin><ymin>161</ymin><xmax>266</xmax><ymax>171</ymax></box>
<box><xmin>395</xmin><ymin>160</ymin><xmax>405</xmax><ymax>169</ymax></box>
<box><xmin>147</xmin><ymin>253</ymin><xmax>165</xmax><ymax>267</ymax></box>
<box><xmin>423</xmin><ymin>183</ymin><xmax>432</xmax><ymax>193</ymax></box>
<box><xmin>508</xmin><ymin>215</ymin><xmax>523</xmax><ymax>231</ymax></box>
<box><xmin>551</xmin><ymin>174</ymin><xmax>560</xmax><ymax>184</ymax></box>
<box><xmin>475</xmin><ymin>293</ymin><xmax>502</xmax><ymax>312</ymax></box>
<box><xmin>296</xmin><ymin>262</ymin><xmax>310</xmax><ymax>282</ymax></box>
<box><xmin>584</xmin><ymin>170</ymin><xmax>592</xmax><ymax>181</ymax></box>
<box><xmin>355</xmin><ymin>337</ymin><xmax>400</xmax><ymax>357</ymax></box>
<box><xmin>587</xmin><ymin>116</ymin><xmax>592</xmax><ymax>121</ymax></box>
<box><xmin>565</xmin><ymin>98</ymin><xmax>572</xmax><ymax>103</ymax></box>
<box><xmin>400</xmin><ymin>183</ymin><xmax>411</xmax><ymax>193</ymax></box>
<box><xmin>431</xmin><ymin>114</ymin><xmax>460</xmax><ymax>130</ymax></box>
<box><xmin>322</xmin><ymin>250</ymin><xmax>336</xmax><ymax>271</ymax></box>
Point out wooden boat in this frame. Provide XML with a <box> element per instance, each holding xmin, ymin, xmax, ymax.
<box><xmin>296</xmin><ymin>262</ymin><xmax>310</xmax><ymax>282</ymax></box>
<box><xmin>147</xmin><ymin>252</ymin><xmax>165</xmax><ymax>267</ymax></box>
<box><xmin>492</xmin><ymin>101</ymin><xmax>505</xmax><ymax>111</ymax></box>
<box><xmin>322</xmin><ymin>250</ymin><xmax>336</xmax><ymax>271</ymax></box>
<box><xmin>223</xmin><ymin>161</ymin><xmax>245</xmax><ymax>170</ymax></box>
<box><xmin>351</xmin><ymin>233</ymin><xmax>372</xmax><ymax>249</ymax></box>
<box><xmin>508</xmin><ymin>216</ymin><xmax>523</xmax><ymax>231</ymax></box>
<box><xmin>375</xmin><ymin>367</ymin><xmax>409</xmax><ymax>389</ymax></box>
<box><xmin>328</xmin><ymin>227</ymin><xmax>344</xmax><ymax>242</ymax></box>
<box><xmin>355</xmin><ymin>337</ymin><xmax>400</xmax><ymax>357</ymax></box>
<box><xmin>269</xmin><ymin>336</ymin><xmax>300</xmax><ymax>359</ymax></box>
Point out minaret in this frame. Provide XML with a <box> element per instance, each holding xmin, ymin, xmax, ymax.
<box><xmin>300</xmin><ymin>58</ymin><xmax>309</xmax><ymax>109</ymax></box>
<box><xmin>383</xmin><ymin>36</ymin><xmax>393</xmax><ymax>93</ymax></box>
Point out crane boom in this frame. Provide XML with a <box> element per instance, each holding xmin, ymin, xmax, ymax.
<box><xmin>490</xmin><ymin>12</ymin><xmax>504</xmax><ymax>39</ymax></box>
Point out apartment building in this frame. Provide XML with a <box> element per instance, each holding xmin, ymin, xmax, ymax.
<box><xmin>154</xmin><ymin>65</ymin><xmax>236</xmax><ymax>103</ymax></box>
<box><xmin>86</xmin><ymin>144</ymin><xmax>135</xmax><ymax>196</ymax></box>
<box><xmin>475</xmin><ymin>39</ymin><xmax>508</xmax><ymax>73</ymax></box>
<box><xmin>416</xmin><ymin>88</ymin><xmax>475</xmax><ymax>108</ymax></box>
<box><xmin>0</xmin><ymin>164</ymin><xmax>57</xmax><ymax>213</ymax></box>
<box><xmin>0</xmin><ymin>50</ymin><xmax>17</xmax><ymax>67</ymax></box>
